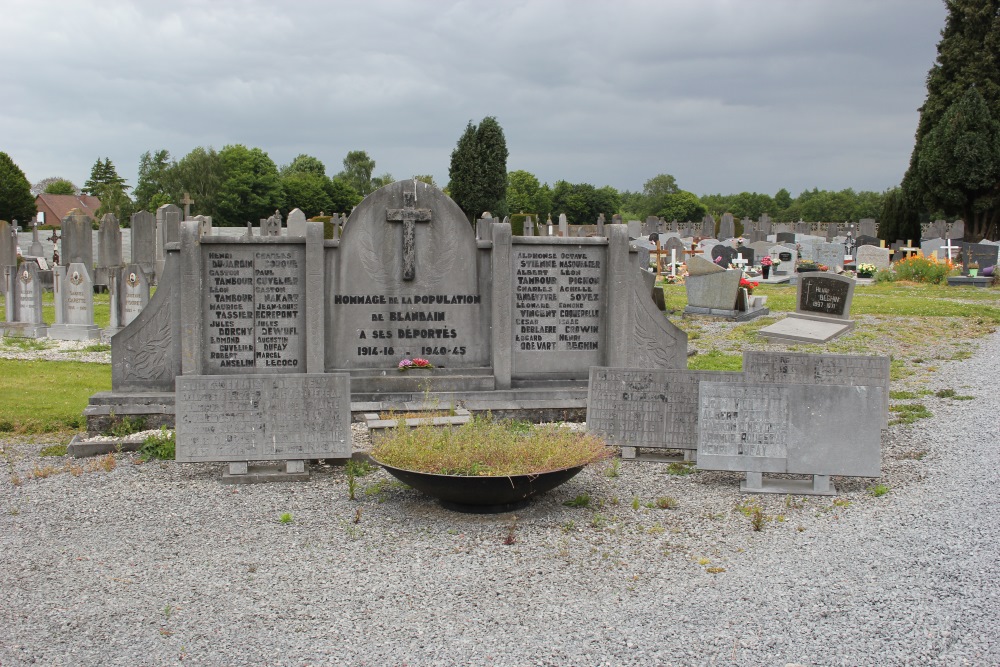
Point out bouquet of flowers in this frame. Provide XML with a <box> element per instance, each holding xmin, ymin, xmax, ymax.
<box><xmin>856</xmin><ymin>263</ymin><xmax>877</xmax><ymax>276</ymax></box>
<box><xmin>760</xmin><ymin>256</ymin><xmax>773</xmax><ymax>267</ymax></box>
<box><xmin>739</xmin><ymin>277</ymin><xmax>759</xmax><ymax>295</ymax></box>
<box><xmin>398</xmin><ymin>357</ymin><xmax>434</xmax><ymax>371</ymax></box>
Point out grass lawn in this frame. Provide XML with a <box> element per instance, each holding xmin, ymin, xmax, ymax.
<box><xmin>0</xmin><ymin>359</ymin><xmax>111</xmax><ymax>435</ymax></box>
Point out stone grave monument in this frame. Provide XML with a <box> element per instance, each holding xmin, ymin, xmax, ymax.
<box><xmin>155</xmin><ymin>203</ymin><xmax>182</xmax><ymax>281</ymax></box>
<box><xmin>855</xmin><ymin>245</ymin><xmax>891</xmax><ymax>272</ymax></box>
<box><xmin>61</xmin><ymin>209</ymin><xmax>93</xmax><ymax>269</ymax></box>
<box><xmin>49</xmin><ymin>263</ymin><xmax>101</xmax><ymax>341</ymax></box>
<box><xmin>2</xmin><ymin>262</ymin><xmax>48</xmax><ymax>337</ymax></box>
<box><xmin>718</xmin><ymin>213</ymin><xmax>735</xmax><ymax>241</ymax></box>
<box><xmin>696</xmin><ymin>381</ymin><xmax>882</xmax><ymax>495</ymax></box>
<box><xmin>131</xmin><ymin>210</ymin><xmax>157</xmax><ymax>280</ymax></box>
<box><xmin>96</xmin><ymin>213</ymin><xmax>123</xmax><ymax>290</ymax></box>
<box><xmin>88</xmin><ymin>180</ymin><xmax>688</xmax><ymax>455</ymax></box>
<box><xmin>107</xmin><ymin>264</ymin><xmax>151</xmax><ymax>335</ymax></box>
<box><xmin>759</xmin><ymin>273</ymin><xmax>856</xmax><ymax>343</ymax></box>
<box><xmin>683</xmin><ymin>255</ymin><xmax>768</xmax><ymax>321</ymax></box>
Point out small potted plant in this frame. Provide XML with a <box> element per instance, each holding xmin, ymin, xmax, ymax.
<box><xmin>968</xmin><ymin>260</ymin><xmax>980</xmax><ymax>277</ymax></box>
<box><xmin>856</xmin><ymin>262</ymin><xmax>877</xmax><ymax>279</ymax></box>
<box><xmin>759</xmin><ymin>255</ymin><xmax>773</xmax><ymax>279</ymax></box>
<box><xmin>369</xmin><ymin>417</ymin><xmax>613</xmax><ymax>513</ymax></box>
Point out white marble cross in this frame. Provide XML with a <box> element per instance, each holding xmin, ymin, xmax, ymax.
<box><xmin>732</xmin><ymin>255</ymin><xmax>749</xmax><ymax>271</ymax></box>
<box><xmin>940</xmin><ymin>238</ymin><xmax>959</xmax><ymax>260</ymax></box>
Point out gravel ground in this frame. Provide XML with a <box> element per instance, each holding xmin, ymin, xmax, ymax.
<box><xmin>1</xmin><ymin>333</ymin><xmax>998</xmax><ymax>666</ymax></box>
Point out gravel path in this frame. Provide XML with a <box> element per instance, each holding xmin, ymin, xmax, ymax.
<box><xmin>1</xmin><ymin>334</ymin><xmax>998</xmax><ymax>665</ymax></box>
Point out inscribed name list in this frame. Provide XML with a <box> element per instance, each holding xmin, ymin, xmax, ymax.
<box><xmin>697</xmin><ymin>383</ymin><xmax>789</xmax><ymax>473</ymax></box>
<box><xmin>175</xmin><ymin>374</ymin><xmax>351</xmax><ymax>461</ymax></box>
<box><xmin>204</xmin><ymin>247</ymin><xmax>306</xmax><ymax>372</ymax></box>
<box><xmin>514</xmin><ymin>247</ymin><xmax>603</xmax><ymax>364</ymax></box>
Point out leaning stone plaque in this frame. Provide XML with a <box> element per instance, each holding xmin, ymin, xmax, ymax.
<box><xmin>742</xmin><ymin>350</ymin><xmax>889</xmax><ymax>426</ymax></box>
<box><xmin>175</xmin><ymin>373</ymin><xmax>352</xmax><ymax>462</ymax></box>
<box><xmin>587</xmin><ymin>367</ymin><xmax>743</xmax><ymax>460</ymax></box>
<box><xmin>696</xmin><ymin>381</ymin><xmax>883</xmax><ymax>495</ymax></box>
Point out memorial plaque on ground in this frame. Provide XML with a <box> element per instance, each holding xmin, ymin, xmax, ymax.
<box><xmin>175</xmin><ymin>373</ymin><xmax>352</xmax><ymax>462</ymax></box>
<box><xmin>696</xmin><ymin>381</ymin><xmax>883</xmax><ymax>494</ymax></box>
<box><xmin>587</xmin><ymin>367</ymin><xmax>744</xmax><ymax>456</ymax></box>
<box><xmin>759</xmin><ymin>273</ymin><xmax>856</xmax><ymax>343</ymax></box>
<box><xmin>797</xmin><ymin>273</ymin><xmax>854</xmax><ymax>318</ymax></box>
<box><xmin>742</xmin><ymin>350</ymin><xmax>889</xmax><ymax>425</ymax></box>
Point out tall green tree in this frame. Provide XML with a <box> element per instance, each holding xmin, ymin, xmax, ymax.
<box><xmin>448</xmin><ymin>116</ymin><xmax>509</xmax><ymax>221</ymax></box>
<box><xmin>0</xmin><ymin>152</ymin><xmax>36</xmax><ymax>223</ymax></box>
<box><xmin>902</xmin><ymin>0</ymin><xmax>1000</xmax><ymax>240</ymax></box>
<box><xmin>506</xmin><ymin>170</ymin><xmax>542</xmax><ymax>214</ymax></box>
<box><xmin>43</xmin><ymin>179</ymin><xmax>77</xmax><ymax>195</ymax></box>
<box><xmin>82</xmin><ymin>157</ymin><xmax>134</xmax><ymax>224</ymax></box>
<box><xmin>338</xmin><ymin>150</ymin><xmax>377</xmax><ymax>197</ymax></box>
<box><xmin>879</xmin><ymin>187</ymin><xmax>921</xmax><ymax>242</ymax></box>
<box><xmin>280</xmin><ymin>154</ymin><xmax>327</xmax><ymax>178</ymax></box>
<box><xmin>134</xmin><ymin>149</ymin><xmax>173</xmax><ymax>212</ymax></box>
<box><xmin>280</xmin><ymin>173</ymin><xmax>331</xmax><ymax>218</ymax></box>
<box><xmin>167</xmin><ymin>146</ymin><xmax>224</xmax><ymax>219</ymax></box>
<box><xmin>326</xmin><ymin>176</ymin><xmax>362</xmax><ymax>213</ymax></box>
<box><xmin>216</xmin><ymin>145</ymin><xmax>283</xmax><ymax>225</ymax></box>
<box><xmin>550</xmin><ymin>181</ymin><xmax>621</xmax><ymax>224</ymax></box>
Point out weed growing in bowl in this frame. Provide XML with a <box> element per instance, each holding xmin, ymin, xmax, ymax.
<box><xmin>370</xmin><ymin>416</ymin><xmax>612</xmax><ymax>476</ymax></box>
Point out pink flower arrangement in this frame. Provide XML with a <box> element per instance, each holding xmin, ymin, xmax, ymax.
<box><xmin>398</xmin><ymin>357</ymin><xmax>434</xmax><ymax>371</ymax></box>
<box><xmin>760</xmin><ymin>256</ymin><xmax>773</xmax><ymax>267</ymax></box>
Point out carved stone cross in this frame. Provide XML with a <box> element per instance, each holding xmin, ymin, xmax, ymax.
<box><xmin>940</xmin><ymin>238</ymin><xmax>959</xmax><ymax>260</ymax></box>
<box><xmin>386</xmin><ymin>190</ymin><xmax>432</xmax><ymax>281</ymax></box>
<box><xmin>181</xmin><ymin>192</ymin><xmax>195</xmax><ymax>220</ymax></box>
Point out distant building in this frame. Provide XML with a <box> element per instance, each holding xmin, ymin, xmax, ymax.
<box><xmin>35</xmin><ymin>194</ymin><xmax>102</xmax><ymax>227</ymax></box>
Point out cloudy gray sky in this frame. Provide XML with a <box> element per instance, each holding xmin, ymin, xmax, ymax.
<box><xmin>2</xmin><ymin>0</ymin><xmax>946</xmax><ymax>198</ymax></box>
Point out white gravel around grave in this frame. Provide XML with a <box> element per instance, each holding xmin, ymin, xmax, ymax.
<box><xmin>1</xmin><ymin>334</ymin><xmax>999</xmax><ymax>666</ymax></box>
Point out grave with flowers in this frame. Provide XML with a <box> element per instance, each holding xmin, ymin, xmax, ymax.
<box><xmin>682</xmin><ymin>255</ymin><xmax>769</xmax><ymax>321</ymax></box>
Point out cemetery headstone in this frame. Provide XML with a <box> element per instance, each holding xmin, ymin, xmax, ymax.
<box><xmin>696</xmin><ymin>381</ymin><xmax>882</xmax><ymax>495</ymax></box>
<box><xmin>962</xmin><ymin>242</ymin><xmax>999</xmax><ymax>274</ymax></box>
<box><xmin>96</xmin><ymin>213</ymin><xmax>123</xmax><ymax>289</ymax></box>
<box><xmin>2</xmin><ymin>262</ymin><xmax>48</xmax><ymax>337</ymax></box>
<box><xmin>29</xmin><ymin>219</ymin><xmax>44</xmax><ymax>257</ymax></box>
<box><xmin>156</xmin><ymin>203</ymin><xmax>182</xmax><ymax>280</ymax></box>
<box><xmin>854</xmin><ymin>235</ymin><xmax>879</xmax><ymax>248</ymax></box>
<box><xmin>797</xmin><ymin>240</ymin><xmax>818</xmax><ymax>262</ymax></box>
<box><xmin>108</xmin><ymin>264</ymin><xmax>151</xmax><ymax>334</ymax></box>
<box><xmin>596</xmin><ymin>213</ymin><xmax>605</xmax><ymax>237</ymax></box>
<box><xmin>854</xmin><ymin>245</ymin><xmax>891</xmax><ymax>271</ymax></box>
<box><xmin>757</xmin><ymin>214</ymin><xmax>772</xmax><ymax>236</ymax></box>
<box><xmin>735</xmin><ymin>246</ymin><xmax>755</xmax><ymax>268</ymax></box>
<box><xmin>769</xmin><ymin>245</ymin><xmax>797</xmax><ymax>275</ymax></box>
<box><xmin>50</xmin><ymin>263</ymin><xmax>100</xmax><ymax>341</ymax></box>
<box><xmin>826</xmin><ymin>222</ymin><xmax>838</xmax><ymax>241</ymax></box>
<box><xmin>920</xmin><ymin>237</ymin><xmax>946</xmax><ymax>260</ymax></box>
<box><xmin>130</xmin><ymin>210</ymin><xmax>157</xmax><ymax>280</ymax></box>
<box><xmin>759</xmin><ymin>273</ymin><xmax>856</xmax><ymax>343</ymax></box>
<box><xmin>684</xmin><ymin>255</ymin><xmax>741</xmax><ymax>313</ymax></box>
<box><xmin>587</xmin><ymin>367</ymin><xmax>744</xmax><ymax>459</ymax></box>
<box><xmin>814</xmin><ymin>242</ymin><xmax>844</xmax><ymax>271</ymax></box>
<box><xmin>261</xmin><ymin>210</ymin><xmax>283</xmax><ymax>236</ymax></box>
<box><xmin>0</xmin><ymin>221</ymin><xmax>15</xmax><ymax>294</ymax></box>
<box><xmin>859</xmin><ymin>219</ymin><xmax>877</xmax><ymax>237</ymax></box>
<box><xmin>701</xmin><ymin>214</ymin><xmax>716</xmax><ymax>238</ymax></box>
<box><xmin>776</xmin><ymin>231</ymin><xmax>796</xmax><ymax>245</ymax></box>
<box><xmin>718</xmin><ymin>213</ymin><xmax>735</xmax><ymax>241</ymax></box>
<box><xmin>947</xmin><ymin>219</ymin><xmax>965</xmax><ymax>240</ymax></box>
<box><xmin>627</xmin><ymin>220</ymin><xmax>642</xmax><ymax>238</ymax></box>
<box><xmin>926</xmin><ymin>219</ymin><xmax>947</xmax><ymax>239</ymax></box>
<box><xmin>795</xmin><ymin>220</ymin><xmax>810</xmax><ymax>235</ymax></box>
<box><xmin>743</xmin><ymin>350</ymin><xmax>890</xmax><ymax>427</ymax></box>
<box><xmin>710</xmin><ymin>244</ymin><xmax>738</xmax><ymax>268</ymax></box>
<box><xmin>60</xmin><ymin>208</ymin><xmax>93</xmax><ymax>269</ymax></box>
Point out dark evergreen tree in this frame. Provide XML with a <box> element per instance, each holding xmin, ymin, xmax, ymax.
<box><xmin>902</xmin><ymin>0</ymin><xmax>1000</xmax><ymax>240</ymax></box>
<box><xmin>448</xmin><ymin>117</ymin><xmax>508</xmax><ymax>222</ymax></box>
<box><xmin>134</xmin><ymin>149</ymin><xmax>173</xmax><ymax>212</ymax></box>
<box><xmin>878</xmin><ymin>187</ymin><xmax>921</xmax><ymax>242</ymax></box>
<box><xmin>82</xmin><ymin>157</ymin><xmax>133</xmax><ymax>224</ymax></box>
<box><xmin>0</xmin><ymin>152</ymin><xmax>36</xmax><ymax>223</ymax></box>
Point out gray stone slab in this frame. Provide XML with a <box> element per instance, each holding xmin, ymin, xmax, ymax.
<box><xmin>685</xmin><ymin>269</ymin><xmax>741</xmax><ymax>310</ymax></box>
<box><xmin>3</xmin><ymin>262</ymin><xmax>48</xmax><ymax>337</ymax></box>
<box><xmin>855</xmin><ymin>245</ymin><xmax>891</xmax><ymax>271</ymax></box>
<box><xmin>587</xmin><ymin>367</ymin><xmax>744</xmax><ymax>452</ymax></box>
<box><xmin>859</xmin><ymin>218</ymin><xmax>877</xmax><ymax>237</ymax></box>
<box><xmin>60</xmin><ymin>209</ymin><xmax>93</xmax><ymax>269</ymax></box>
<box><xmin>742</xmin><ymin>350</ymin><xmax>889</xmax><ymax>426</ymax></box>
<box><xmin>50</xmin><ymin>263</ymin><xmax>100</xmax><ymax>341</ymax></box>
<box><xmin>718</xmin><ymin>213</ymin><xmax>735</xmax><ymax>241</ymax></box>
<box><xmin>130</xmin><ymin>211</ymin><xmax>156</xmax><ymax>279</ymax></box>
<box><xmin>175</xmin><ymin>373</ymin><xmax>352</xmax><ymax>462</ymax></box>
<box><xmin>768</xmin><ymin>245</ymin><xmax>797</xmax><ymax>275</ymax></box>
<box><xmin>696</xmin><ymin>382</ymin><xmax>882</xmax><ymax>481</ymax></box>
<box><xmin>758</xmin><ymin>316</ymin><xmax>854</xmax><ymax>344</ymax></box>
<box><xmin>814</xmin><ymin>242</ymin><xmax>843</xmax><ymax>271</ymax></box>
<box><xmin>701</xmin><ymin>215</ymin><xmax>715</xmax><ymax>238</ymax></box>
<box><xmin>920</xmin><ymin>237</ymin><xmax>946</xmax><ymax>260</ymax></box>
<box><xmin>286</xmin><ymin>208</ymin><xmax>308</xmax><ymax>237</ymax></box>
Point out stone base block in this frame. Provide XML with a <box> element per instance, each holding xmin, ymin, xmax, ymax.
<box><xmin>221</xmin><ymin>461</ymin><xmax>311</xmax><ymax>484</ymax></box>
<box><xmin>684</xmin><ymin>306</ymin><xmax>771</xmax><ymax>322</ymax></box>
<box><xmin>1</xmin><ymin>323</ymin><xmax>49</xmax><ymax>338</ymax></box>
<box><xmin>758</xmin><ymin>315</ymin><xmax>854</xmax><ymax>344</ymax></box>
<box><xmin>620</xmin><ymin>447</ymin><xmax>696</xmax><ymax>463</ymax></box>
<box><xmin>48</xmin><ymin>324</ymin><xmax>102</xmax><ymax>341</ymax></box>
<box><xmin>67</xmin><ymin>433</ymin><xmax>145</xmax><ymax>458</ymax></box>
<box><xmin>947</xmin><ymin>276</ymin><xmax>992</xmax><ymax>288</ymax></box>
<box><xmin>740</xmin><ymin>473</ymin><xmax>837</xmax><ymax>496</ymax></box>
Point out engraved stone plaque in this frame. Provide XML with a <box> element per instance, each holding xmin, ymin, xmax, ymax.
<box><xmin>175</xmin><ymin>373</ymin><xmax>351</xmax><ymax>462</ymax></box>
<box><xmin>697</xmin><ymin>383</ymin><xmax>790</xmax><ymax>473</ymax></box>
<box><xmin>513</xmin><ymin>245</ymin><xmax>605</xmax><ymax>373</ymax></box>
<box><xmin>798</xmin><ymin>274</ymin><xmax>852</xmax><ymax>318</ymax></box>
<box><xmin>587</xmin><ymin>367</ymin><xmax>743</xmax><ymax>450</ymax></box>
<box><xmin>203</xmin><ymin>246</ymin><xmax>306</xmax><ymax>373</ymax></box>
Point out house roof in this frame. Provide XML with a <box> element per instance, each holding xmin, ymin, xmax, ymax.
<box><xmin>35</xmin><ymin>194</ymin><xmax>102</xmax><ymax>222</ymax></box>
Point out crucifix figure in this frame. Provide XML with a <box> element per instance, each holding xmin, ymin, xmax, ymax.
<box><xmin>386</xmin><ymin>189</ymin><xmax>432</xmax><ymax>281</ymax></box>
<box><xmin>181</xmin><ymin>192</ymin><xmax>195</xmax><ymax>220</ymax></box>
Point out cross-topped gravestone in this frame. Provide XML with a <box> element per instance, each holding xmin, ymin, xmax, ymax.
<box><xmin>181</xmin><ymin>192</ymin><xmax>195</xmax><ymax>220</ymax></box>
<box><xmin>386</xmin><ymin>188</ymin><xmax>433</xmax><ymax>281</ymax></box>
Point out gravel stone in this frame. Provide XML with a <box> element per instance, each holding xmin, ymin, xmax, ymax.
<box><xmin>1</xmin><ymin>330</ymin><xmax>998</xmax><ymax>665</ymax></box>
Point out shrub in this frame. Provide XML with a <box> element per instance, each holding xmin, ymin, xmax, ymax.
<box><xmin>892</xmin><ymin>255</ymin><xmax>954</xmax><ymax>284</ymax></box>
<box><xmin>139</xmin><ymin>427</ymin><xmax>175</xmax><ymax>461</ymax></box>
